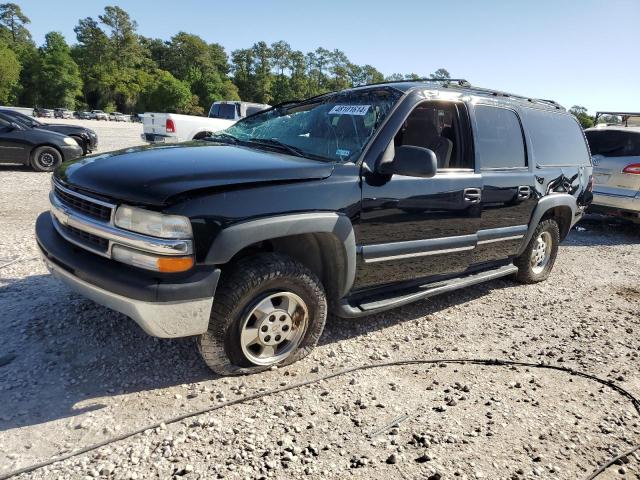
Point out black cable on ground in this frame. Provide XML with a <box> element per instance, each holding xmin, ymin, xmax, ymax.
<box><xmin>0</xmin><ymin>358</ymin><xmax>638</xmax><ymax>480</ymax></box>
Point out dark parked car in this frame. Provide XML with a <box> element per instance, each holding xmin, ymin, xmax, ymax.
<box><xmin>36</xmin><ymin>80</ymin><xmax>593</xmax><ymax>375</ymax></box>
<box><xmin>0</xmin><ymin>109</ymin><xmax>98</xmax><ymax>154</ymax></box>
<box><xmin>0</xmin><ymin>111</ymin><xmax>83</xmax><ymax>171</ymax></box>
<box><xmin>33</xmin><ymin>107</ymin><xmax>54</xmax><ymax>118</ymax></box>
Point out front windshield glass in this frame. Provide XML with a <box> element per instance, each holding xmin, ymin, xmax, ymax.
<box><xmin>3</xmin><ymin>110</ymin><xmax>42</xmax><ymax>127</ymax></box>
<box><xmin>223</xmin><ymin>88</ymin><xmax>402</xmax><ymax>162</ymax></box>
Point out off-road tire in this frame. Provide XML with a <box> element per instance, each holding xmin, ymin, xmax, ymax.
<box><xmin>30</xmin><ymin>146</ymin><xmax>62</xmax><ymax>172</ymax></box>
<box><xmin>514</xmin><ymin>219</ymin><xmax>560</xmax><ymax>283</ymax></box>
<box><xmin>197</xmin><ymin>253</ymin><xmax>327</xmax><ymax>376</ymax></box>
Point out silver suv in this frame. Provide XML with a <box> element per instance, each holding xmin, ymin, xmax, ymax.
<box><xmin>585</xmin><ymin>112</ymin><xmax>640</xmax><ymax>223</ymax></box>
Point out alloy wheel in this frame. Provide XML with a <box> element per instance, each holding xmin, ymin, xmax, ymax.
<box><xmin>239</xmin><ymin>291</ymin><xmax>309</xmax><ymax>366</ymax></box>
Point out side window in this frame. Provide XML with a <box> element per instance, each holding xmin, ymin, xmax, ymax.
<box><xmin>523</xmin><ymin>109</ymin><xmax>591</xmax><ymax>166</ymax></box>
<box><xmin>474</xmin><ymin>105</ymin><xmax>526</xmax><ymax>169</ymax></box>
<box><xmin>395</xmin><ymin>102</ymin><xmax>471</xmax><ymax>170</ymax></box>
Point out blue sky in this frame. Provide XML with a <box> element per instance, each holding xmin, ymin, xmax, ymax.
<box><xmin>20</xmin><ymin>0</ymin><xmax>640</xmax><ymax>113</ymax></box>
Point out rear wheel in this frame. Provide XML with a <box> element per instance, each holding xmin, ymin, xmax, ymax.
<box><xmin>30</xmin><ymin>146</ymin><xmax>62</xmax><ymax>172</ymax></box>
<box><xmin>198</xmin><ymin>253</ymin><xmax>327</xmax><ymax>376</ymax></box>
<box><xmin>514</xmin><ymin>219</ymin><xmax>560</xmax><ymax>283</ymax></box>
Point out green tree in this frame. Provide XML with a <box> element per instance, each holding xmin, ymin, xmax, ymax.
<box><xmin>0</xmin><ymin>39</ymin><xmax>20</xmax><ymax>103</ymax></box>
<box><xmin>37</xmin><ymin>32</ymin><xmax>82</xmax><ymax>108</ymax></box>
<box><xmin>138</xmin><ymin>70</ymin><xmax>193</xmax><ymax>113</ymax></box>
<box><xmin>231</xmin><ymin>48</ymin><xmax>255</xmax><ymax>101</ymax></box>
<box><xmin>430</xmin><ymin>68</ymin><xmax>450</xmax><ymax>79</ymax></box>
<box><xmin>163</xmin><ymin>32</ymin><xmax>238</xmax><ymax>110</ymax></box>
<box><xmin>251</xmin><ymin>41</ymin><xmax>273</xmax><ymax>103</ymax></box>
<box><xmin>0</xmin><ymin>3</ymin><xmax>31</xmax><ymax>44</ymax></box>
<box><xmin>270</xmin><ymin>40</ymin><xmax>292</xmax><ymax>103</ymax></box>
<box><xmin>569</xmin><ymin>105</ymin><xmax>594</xmax><ymax>129</ymax></box>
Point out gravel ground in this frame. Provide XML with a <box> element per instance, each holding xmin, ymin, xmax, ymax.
<box><xmin>0</xmin><ymin>120</ymin><xmax>639</xmax><ymax>480</ymax></box>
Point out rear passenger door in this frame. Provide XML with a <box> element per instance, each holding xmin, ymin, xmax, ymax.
<box><xmin>0</xmin><ymin>115</ymin><xmax>26</xmax><ymax>163</ymax></box>
<box><xmin>470</xmin><ymin>104</ymin><xmax>536</xmax><ymax>265</ymax></box>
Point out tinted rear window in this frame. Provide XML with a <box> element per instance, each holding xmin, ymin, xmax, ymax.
<box><xmin>246</xmin><ymin>106</ymin><xmax>266</xmax><ymax>116</ymax></box>
<box><xmin>585</xmin><ymin>129</ymin><xmax>640</xmax><ymax>157</ymax></box>
<box><xmin>210</xmin><ymin>103</ymin><xmax>237</xmax><ymax>119</ymax></box>
<box><xmin>523</xmin><ymin>109</ymin><xmax>591</xmax><ymax>166</ymax></box>
<box><xmin>474</xmin><ymin>105</ymin><xmax>526</xmax><ymax>169</ymax></box>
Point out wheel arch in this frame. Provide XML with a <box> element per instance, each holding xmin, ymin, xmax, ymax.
<box><xmin>192</xmin><ymin>130</ymin><xmax>212</xmax><ymax>140</ymax></box>
<box><xmin>518</xmin><ymin>194</ymin><xmax>577</xmax><ymax>255</ymax></box>
<box><xmin>205</xmin><ymin>213</ymin><xmax>356</xmax><ymax>300</ymax></box>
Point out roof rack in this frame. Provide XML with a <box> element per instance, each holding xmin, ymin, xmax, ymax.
<box><xmin>359</xmin><ymin>78</ymin><xmax>563</xmax><ymax>111</ymax></box>
<box><xmin>442</xmin><ymin>84</ymin><xmax>564</xmax><ymax>110</ymax></box>
<box><xmin>363</xmin><ymin>77</ymin><xmax>472</xmax><ymax>88</ymax></box>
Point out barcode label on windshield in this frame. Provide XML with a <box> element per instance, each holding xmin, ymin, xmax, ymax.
<box><xmin>329</xmin><ymin>105</ymin><xmax>370</xmax><ymax>115</ymax></box>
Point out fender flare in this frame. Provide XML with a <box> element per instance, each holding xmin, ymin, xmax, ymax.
<box><xmin>518</xmin><ymin>194</ymin><xmax>577</xmax><ymax>255</ymax></box>
<box><xmin>205</xmin><ymin>213</ymin><xmax>357</xmax><ymax>297</ymax></box>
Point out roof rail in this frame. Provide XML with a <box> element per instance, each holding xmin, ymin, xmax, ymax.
<box><xmin>362</xmin><ymin>77</ymin><xmax>472</xmax><ymax>88</ymax></box>
<box><xmin>442</xmin><ymin>84</ymin><xmax>564</xmax><ymax>110</ymax></box>
<box><xmin>356</xmin><ymin>78</ymin><xmax>564</xmax><ymax>110</ymax></box>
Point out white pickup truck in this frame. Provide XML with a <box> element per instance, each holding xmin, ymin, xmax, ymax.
<box><xmin>141</xmin><ymin>101</ymin><xmax>270</xmax><ymax>144</ymax></box>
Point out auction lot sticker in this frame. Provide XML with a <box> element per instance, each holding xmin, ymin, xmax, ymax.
<box><xmin>329</xmin><ymin>105</ymin><xmax>370</xmax><ymax>115</ymax></box>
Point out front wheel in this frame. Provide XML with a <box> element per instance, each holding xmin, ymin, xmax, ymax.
<box><xmin>198</xmin><ymin>253</ymin><xmax>327</xmax><ymax>376</ymax></box>
<box><xmin>514</xmin><ymin>219</ymin><xmax>560</xmax><ymax>283</ymax></box>
<box><xmin>30</xmin><ymin>146</ymin><xmax>62</xmax><ymax>172</ymax></box>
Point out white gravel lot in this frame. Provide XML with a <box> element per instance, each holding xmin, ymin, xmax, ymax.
<box><xmin>0</xmin><ymin>119</ymin><xmax>639</xmax><ymax>480</ymax></box>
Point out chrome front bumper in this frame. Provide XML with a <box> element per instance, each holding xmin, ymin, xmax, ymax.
<box><xmin>41</xmin><ymin>253</ymin><xmax>213</xmax><ymax>338</ymax></box>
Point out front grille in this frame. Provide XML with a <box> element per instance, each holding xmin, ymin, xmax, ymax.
<box><xmin>54</xmin><ymin>185</ymin><xmax>112</xmax><ymax>222</ymax></box>
<box><xmin>62</xmin><ymin>224</ymin><xmax>109</xmax><ymax>252</ymax></box>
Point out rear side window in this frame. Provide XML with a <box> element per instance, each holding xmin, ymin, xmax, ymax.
<box><xmin>585</xmin><ymin>129</ymin><xmax>640</xmax><ymax>157</ymax></box>
<box><xmin>523</xmin><ymin>109</ymin><xmax>591</xmax><ymax>166</ymax></box>
<box><xmin>0</xmin><ymin>116</ymin><xmax>10</xmax><ymax>132</ymax></box>
<box><xmin>246</xmin><ymin>106</ymin><xmax>265</xmax><ymax>116</ymax></box>
<box><xmin>474</xmin><ymin>105</ymin><xmax>526</xmax><ymax>169</ymax></box>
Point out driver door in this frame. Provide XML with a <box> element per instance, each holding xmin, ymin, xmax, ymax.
<box><xmin>354</xmin><ymin>101</ymin><xmax>481</xmax><ymax>290</ymax></box>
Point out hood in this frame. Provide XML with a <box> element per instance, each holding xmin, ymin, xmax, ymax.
<box><xmin>55</xmin><ymin>142</ymin><xmax>335</xmax><ymax>206</ymax></box>
<box><xmin>41</xmin><ymin>124</ymin><xmax>91</xmax><ymax>135</ymax></box>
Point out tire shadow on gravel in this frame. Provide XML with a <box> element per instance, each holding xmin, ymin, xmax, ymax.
<box><xmin>0</xmin><ymin>164</ymin><xmax>33</xmax><ymax>172</ymax></box>
<box><xmin>0</xmin><ymin>274</ymin><xmax>213</xmax><ymax>432</ymax></box>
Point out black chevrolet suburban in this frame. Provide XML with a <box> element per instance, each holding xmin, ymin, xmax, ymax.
<box><xmin>35</xmin><ymin>80</ymin><xmax>593</xmax><ymax>375</ymax></box>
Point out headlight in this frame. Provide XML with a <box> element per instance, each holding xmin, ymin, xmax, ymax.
<box><xmin>114</xmin><ymin>205</ymin><xmax>192</xmax><ymax>239</ymax></box>
<box><xmin>63</xmin><ymin>137</ymin><xmax>78</xmax><ymax>146</ymax></box>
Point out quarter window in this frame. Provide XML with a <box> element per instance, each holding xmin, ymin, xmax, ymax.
<box><xmin>474</xmin><ymin>105</ymin><xmax>526</xmax><ymax>169</ymax></box>
<box><xmin>524</xmin><ymin>109</ymin><xmax>591</xmax><ymax>166</ymax></box>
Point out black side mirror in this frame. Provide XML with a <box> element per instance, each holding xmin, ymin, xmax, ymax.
<box><xmin>378</xmin><ymin>145</ymin><xmax>438</xmax><ymax>178</ymax></box>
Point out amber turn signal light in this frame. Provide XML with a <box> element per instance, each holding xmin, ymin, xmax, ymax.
<box><xmin>156</xmin><ymin>256</ymin><xmax>194</xmax><ymax>273</ymax></box>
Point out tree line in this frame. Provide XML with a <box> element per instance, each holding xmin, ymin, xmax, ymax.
<box><xmin>0</xmin><ymin>3</ymin><xmax>452</xmax><ymax>115</ymax></box>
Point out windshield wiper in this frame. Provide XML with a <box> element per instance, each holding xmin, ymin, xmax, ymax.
<box><xmin>205</xmin><ymin>133</ymin><xmax>239</xmax><ymax>144</ymax></box>
<box><xmin>245</xmin><ymin>138</ymin><xmax>307</xmax><ymax>158</ymax></box>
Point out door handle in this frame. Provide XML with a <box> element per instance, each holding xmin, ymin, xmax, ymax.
<box><xmin>517</xmin><ymin>186</ymin><xmax>531</xmax><ymax>200</ymax></box>
<box><xmin>463</xmin><ymin>188</ymin><xmax>481</xmax><ymax>203</ymax></box>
